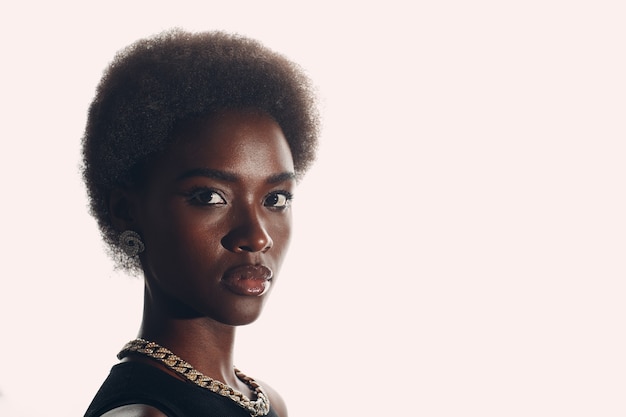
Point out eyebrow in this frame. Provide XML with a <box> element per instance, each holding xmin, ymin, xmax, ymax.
<box><xmin>266</xmin><ymin>171</ymin><xmax>297</xmax><ymax>184</ymax></box>
<box><xmin>176</xmin><ymin>168</ymin><xmax>296</xmax><ymax>184</ymax></box>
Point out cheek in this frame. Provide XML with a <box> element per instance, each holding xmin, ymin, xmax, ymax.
<box><xmin>270</xmin><ymin>215</ymin><xmax>293</xmax><ymax>259</ymax></box>
<box><xmin>166</xmin><ymin>219</ymin><xmax>226</xmax><ymax>265</ymax></box>
<box><xmin>141</xmin><ymin>203</ymin><xmax>225</xmax><ymax>269</ymax></box>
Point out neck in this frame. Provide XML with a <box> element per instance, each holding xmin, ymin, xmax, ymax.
<box><xmin>137</xmin><ymin>284</ymin><xmax>239</xmax><ymax>387</ymax></box>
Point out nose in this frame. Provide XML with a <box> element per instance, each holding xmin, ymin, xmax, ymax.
<box><xmin>221</xmin><ymin>210</ymin><xmax>273</xmax><ymax>253</ymax></box>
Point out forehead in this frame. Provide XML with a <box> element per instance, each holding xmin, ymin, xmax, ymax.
<box><xmin>155</xmin><ymin>109</ymin><xmax>295</xmax><ymax>179</ymax></box>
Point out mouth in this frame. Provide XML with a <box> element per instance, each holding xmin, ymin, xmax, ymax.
<box><xmin>221</xmin><ymin>264</ymin><xmax>273</xmax><ymax>296</ymax></box>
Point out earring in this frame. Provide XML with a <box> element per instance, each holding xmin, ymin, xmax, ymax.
<box><xmin>119</xmin><ymin>230</ymin><xmax>145</xmax><ymax>257</ymax></box>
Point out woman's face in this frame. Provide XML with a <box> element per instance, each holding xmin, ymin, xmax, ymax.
<box><xmin>134</xmin><ymin>109</ymin><xmax>295</xmax><ymax>326</ymax></box>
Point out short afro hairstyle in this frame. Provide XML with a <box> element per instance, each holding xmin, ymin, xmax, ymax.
<box><xmin>82</xmin><ymin>29</ymin><xmax>319</xmax><ymax>271</ymax></box>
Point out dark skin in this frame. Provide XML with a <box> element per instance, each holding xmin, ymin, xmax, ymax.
<box><xmin>105</xmin><ymin>109</ymin><xmax>294</xmax><ymax>417</ymax></box>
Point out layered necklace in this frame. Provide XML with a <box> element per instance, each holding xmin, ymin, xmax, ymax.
<box><xmin>118</xmin><ymin>338</ymin><xmax>271</xmax><ymax>417</ymax></box>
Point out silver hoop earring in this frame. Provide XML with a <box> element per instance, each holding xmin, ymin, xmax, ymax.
<box><xmin>119</xmin><ymin>230</ymin><xmax>145</xmax><ymax>257</ymax></box>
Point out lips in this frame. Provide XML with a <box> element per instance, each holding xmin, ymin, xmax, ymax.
<box><xmin>221</xmin><ymin>264</ymin><xmax>273</xmax><ymax>296</ymax></box>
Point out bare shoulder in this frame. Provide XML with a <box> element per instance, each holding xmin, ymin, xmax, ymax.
<box><xmin>100</xmin><ymin>404</ymin><xmax>168</xmax><ymax>417</ymax></box>
<box><xmin>259</xmin><ymin>380</ymin><xmax>288</xmax><ymax>417</ymax></box>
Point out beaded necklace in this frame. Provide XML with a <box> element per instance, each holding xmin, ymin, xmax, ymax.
<box><xmin>118</xmin><ymin>338</ymin><xmax>271</xmax><ymax>417</ymax></box>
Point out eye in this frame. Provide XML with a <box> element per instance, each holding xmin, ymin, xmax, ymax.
<box><xmin>187</xmin><ymin>188</ymin><xmax>226</xmax><ymax>206</ymax></box>
<box><xmin>264</xmin><ymin>191</ymin><xmax>293</xmax><ymax>209</ymax></box>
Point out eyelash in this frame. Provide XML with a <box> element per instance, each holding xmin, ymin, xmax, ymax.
<box><xmin>184</xmin><ymin>187</ymin><xmax>294</xmax><ymax>210</ymax></box>
<box><xmin>264</xmin><ymin>190</ymin><xmax>294</xmax><ymax>210</ymax></box>
<box><xmin>185</xmin><ymin>187</ymin><xmax>226</xmax><ymax>206</ymax></box>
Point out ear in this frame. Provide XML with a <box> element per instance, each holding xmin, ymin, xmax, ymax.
<box><xmin>109</xmin><ymin>188</ymin><xmax>141</xmax><ymax>233</ymax></box>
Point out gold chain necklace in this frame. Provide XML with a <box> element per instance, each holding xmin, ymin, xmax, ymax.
<box><xmin>118</xmin><ymin>338</ymin><xmax>271</xmax><ymax>417</ymax></box>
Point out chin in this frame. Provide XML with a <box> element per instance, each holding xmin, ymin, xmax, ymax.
<box><xmin>224</xmin><ymin>307</ymin><xmax>266</xmax><ymax>326</ymax></box>
<box><xmin>209</xmin><ymin>297</ymin><xmax>270</xmax><ymax>327</ymax></box>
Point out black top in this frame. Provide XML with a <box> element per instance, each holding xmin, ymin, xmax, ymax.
<box><xmin>84</xmin><ymin>361</ymin><xmax>279</xmax><ymax>417</ymax></box>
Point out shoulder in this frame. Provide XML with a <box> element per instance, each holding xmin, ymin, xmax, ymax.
<box><xmin>259</xmin><ymin>381</ymin><xmax>288</xmax><ymax>417</ymax></box>
<box><xmin>100</xmin><ymin>404</ymin><xmax>168</xmax><ymax>417</ymax></box>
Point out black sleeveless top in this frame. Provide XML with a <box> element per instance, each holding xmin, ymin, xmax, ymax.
<box><xmin>84</xmin><ymin>361</ymin><xmax>280</xmax><ymax>417</ymax></box>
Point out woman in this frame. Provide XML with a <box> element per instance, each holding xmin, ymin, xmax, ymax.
<box><xmin>82</xmin><ymin>29</ymin><xmax>319</xmax><ymax>417</ymax></box>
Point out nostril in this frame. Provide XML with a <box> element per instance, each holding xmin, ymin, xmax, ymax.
<box><xmin>223</xmin><ymin>235</ymin><xmax>272</xmax><ymax>253</ymax></box>
<box><xmin>221</xmin><ymin>220</ymin><xmax>273</xmax><ymax>253</ymax></box>
<box><xmin>261</xmin><ymin>240</ymin><xmax>273</xmax><ymax>253</ymax></box>
<box><xmin>239</xmin><ymin>237</ymin><xmax>272</xmax><ymax>253</ymax></box>
<box><xmin>239</xmin><ymin>245</ymin><xmax>254</xmax><ymax>253</ymax></box>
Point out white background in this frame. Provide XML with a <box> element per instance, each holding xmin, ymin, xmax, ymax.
<box><xmin>1</xmin><ymin>1</ymin><xmax>625</xmax><ymax>416</ymax></box>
